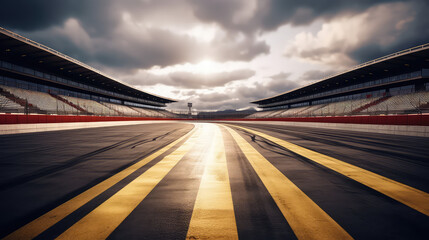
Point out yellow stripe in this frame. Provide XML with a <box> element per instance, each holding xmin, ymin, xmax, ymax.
<box><xmin>224</xmin><ymin>125</ymin><xmax>352</xmax><ymax>240</ymax></box>
<box><xmin>4</xmin><ymin>124</ymin><xmax>197</xmax><ymax>240</ymax></box>
<box><xmin>56</xmin><ymin>124</ymin><xmax>203</xmax><ymax>240</ymax></box>
<box><xmin>229</xmin><ymin>124</ymin><xmax>429</xmax><ymax>216</ymax></box>
<box><xmin>186</xmin><ymin>124</ymin><xmax>238</xmax><ymax>240</ymax></box>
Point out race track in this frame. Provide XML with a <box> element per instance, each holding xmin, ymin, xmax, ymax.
<box><xmin>0</xmin><ymin>122</ymin><xmax>428</xmax><ymax>239</ymax></box>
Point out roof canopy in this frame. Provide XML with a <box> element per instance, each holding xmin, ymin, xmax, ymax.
<box><xmin>252</xmin><ymin>44</ymin><xmax>429</xmax><ymax>106</ymax></box>
<box><xmin>0</xmin><ymin>27</ymin><xmax>176</xmax><ymax>105</ymax></box>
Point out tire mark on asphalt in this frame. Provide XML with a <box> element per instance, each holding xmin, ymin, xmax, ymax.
<box><xmin>0</xmin><ymin>129</ymin><xmax>179</xmax><ymax>191</ymax></box>
<box><xmin>234</xmin><ymin>123</ymin><xmax>429</xmax><ymax>166</ymax></box>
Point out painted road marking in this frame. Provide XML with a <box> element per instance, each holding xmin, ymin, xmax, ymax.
<box><xmin>4</xmin><ymin>124</ymin><xmax>197</xmax><ymax>240</ymax></box>
<box><xmin>186</xmin><ymin>124</ymin><xmax>238</xmax><ymax>240</ymax></box>
<box><xmin>224</xmin><ymin>125</ymin><xmax>353</xmax><ymax>240</ymax></box>
<box><xmin>56</xmin><ymin>124</ymin><xmax>204</xmax><ymax>240</ymax></box>
<box><xmin>230</xmin><ymin>124</ymin><xmax>429</xmax><ymax>216</ymax></box>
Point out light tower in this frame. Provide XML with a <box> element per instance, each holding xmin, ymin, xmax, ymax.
<box><xmin>188</xmin><ymin>102</ymin><xmax>192</xmax><ymax>118</ymax></box>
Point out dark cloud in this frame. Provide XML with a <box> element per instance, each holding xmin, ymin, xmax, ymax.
<box><xmin>165</xmin><ymin>71</ymin><xmax>299</xmax><ymax>111</ymax></box>
<box><xmin>2</xmin><ymin>0</ymin><xmax>426</xmax><ymax>71</ymax></box>
<box><xmin>167</xmin><ymin>90</ymin><xmax>244</xmax><ymax>111</ymax></box>
<box><xmin>285</xmin><ymin>1</ymin><xmax>429</xmax><ymax>67</ymax></box>
<box><xmin>20</xmin><ymin>19</ymin><xmax>267</xmax><ymax>71</ymax></box>
<box><xmin>4</xmin><ymin>0</ymin><xmax>397</xmax><ymax>34</ymax></box>
<box><xmin>2</xmin><ymin>0</ymin><xmax>268</xmax><ymax>71</ymax></box>
<box><xmin>169</xmin><ymin>69</ymin><xmax>255</xmax><ymax>88</ymax></box>
<box><xmin>1</xmin><ymin>0</ymin><xmax>427</xmax><ymax>111</ymax></box>
<box><xmin>264</xmin><ymin>74</ymin><xmax>300</xmax><ymax>94</ymax></box>
<box><xmin>190</xmin><ymin>0</ymin><xmax>428</xmax><ymax>66</ymax></box>
<box><xmin>167</xmin><ymin>72</ymin><xmax>300</xmax><ymax>111</ymax></box>
<box><xmin>235</xmin><ymin>72</ymin><xmax>299</xmax><ymax>100</ymax></box>
<box><xmin>348</xmin><ymin>0</ymin><xmax>429</xmax><ymax>63</ymax></box>
<box><xmin>259</xmin><ymin>0</ymin><xmax>395</xmax><ymax>29</ymax></box>
<box><xmin>300</xmin><ymin>70</ymin><xmax>337</xmax><ymax>81</ymax></box>
<box><xmin>0</xmin><ymin>0</ymin><xmax>121</xmax><ymax>35</ymax></box>
<box><xmin>189</xmin><ymin>0</ymin><xmax>397</xmax><ymax>33</ymax></box>
<box><xmin>125</xmin><ymin>69</ymin><xmax>255</xmax><ymax>89</ymax></box>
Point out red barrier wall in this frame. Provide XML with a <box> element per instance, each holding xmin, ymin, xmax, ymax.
<box><xmin>0</xmin><ymin>114</ymin><xmax>428</xmax><ymax>126</ymax></box>
<box><xmin>0</xmin><ymin>114</ymin><xmax>177</xmax><ymax>124</ymax></box>
<box><xmin>218</xmin><ymin>114</ymin><xmax>429</xmax><ymax>126</ymax></box>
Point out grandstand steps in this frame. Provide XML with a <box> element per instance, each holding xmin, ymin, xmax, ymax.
<box><xmin>0</xmin><ymin>94</ymin><xmax>24</xmax><ymax>113</ymax></box>
<box><xmin>0</xmin><ymin>87</ymin><xmax>45</xmax><ymax>114</ymax></box>
<box><xmin>49</xmin><ymin>93</ymin><xmax>89</xmax><ymax>115</ymax></box>
<box><xmin>288</xmin><ymin>106</ymin><xmax>313</xmax><ymax>117</ymax></box>
<box><xmin>305</xmin><ymin>104</ymin><xmax>328</xmax><ymax>117</ymax></box>
<box><xmin>266</xmin><ymin>109</ymin><xmax>287</xmax><ymax>117</ymax></box>
<box><xmin>419</xmin><ymin>102</ymin><xmax>429</xmax><ymax>106</ymax></box>
<box><xmin>351</xmin><ymin>96</ymin><xmax>390</xmax><ymax>114</ymax></box>
<box><xmin>99</xmin><ymin>102</ymin><xmax>124</xmax><ymax>116</ymax></box>
<box><xmin>418</xmin><ymin>103</ymin><xmax>429</xmax><ymax>112</ymax></box>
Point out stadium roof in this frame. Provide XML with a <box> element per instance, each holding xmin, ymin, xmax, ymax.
<box><xmin>252</xmin><ymin>43</ymin><xmax>429</xmax><ymax>106</ymax></box>
<box><xmin>0</xmin><ymin>27</ymin><xmax>176</xmax><ymax>105</ymax></box>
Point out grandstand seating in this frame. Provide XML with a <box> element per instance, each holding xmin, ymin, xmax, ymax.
<box><xmin>265</xmin><ymin>109</ymin><xmax>288</xmax><ymax>118</ymax></box>
<box><xmin>296</xmin><ymin>104</ymin><xmax>326</xmax><ymax>117</ymax></box>
<box><xmin>142</xmin><ymin>108</ymin><xmax>166</xmax><ymax>117</ymax></box>
<box><xmin>130</xmin><ymin>107</ymin><xmax>155</xmax><ymax>117</ymax></box>
<box><xmin>1</xmin><ymin>86</ymin><xmax>76</xmax><ymax>114</ymax></box>
<box><xmin>101</xmin><ymin>102</ymin><xmax>140</xmax><ymax>116</ymax></box>
<box><xmin>1</xmin><ymin>82</ymin><xmax>427</xmax><ymax>119</ymax></box>
<box><xmin>312</xmin><ymin>98</ymin><xmax>375</xmax><ymax>116</ymax></box>
<box><xmin>245</xmin><ymin>110</ymin><xmax>278</xmax><ymax>118</ymax></box>
<box><xmin>365</xmin><ymin>91</ymin><xmax>429</xmax><ymax>114</ymax></box>
<box><xmin>246</xmin><ymin>91</ymin><xmax>429</xmax><ymax>118</ymax></box>
<box><xmin>0</xmin><ymin>94</ymin><xmax>24</xmax><ymax>113</ymax></box>
<box><xmin>279</xmin><ymin>106</ymin><xmax>310</xmax><ymax>117</ymax></box>
<box><xmin>60</xmin><ymin>95</ymin><xmax>116</xmax><ymax>115</ymax></box>
<box><xmin>159</xmin><ymin>109</ymin><xmax>177</xmax><ymax>118</ymax></box>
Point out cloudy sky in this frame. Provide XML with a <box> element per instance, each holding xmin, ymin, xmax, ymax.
<box><xmin>1</xmin><ymin>0</ymin><xmax>428</xmax><ymax>111</ymax></box>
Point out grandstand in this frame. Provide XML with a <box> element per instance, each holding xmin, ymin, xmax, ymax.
<box><xmin>0</xmin><ymin>27</ymin><xmax>177</xmax><ymax>118</ymax></box>
<box><xmin>248</xmin><ymin>44</ymin><xmax>429</xmax><ymax>118</ymax></box>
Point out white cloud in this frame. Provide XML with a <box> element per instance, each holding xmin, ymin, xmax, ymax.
<box><xmin>6</xmin><ymin>0</ymin><xmax>426</xmax><ymax>111</ymax></box>
<box><xmin>285</xmin><ymin>2</ymin><xmax>415</xmax><ymax>67</ymax></box>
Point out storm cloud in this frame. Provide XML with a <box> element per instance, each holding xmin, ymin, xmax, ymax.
<box><xmin>1</xmin><ymin>0</ymin><xmax>427</xmax><ymax>110</ymax></box>
<box><xmin>125</xmin><ymin>69</ymin><xmax>255</xmax><ymax>89</ymax></box>
<box><xmin>285</xmin><ymin>1</ymin><xmax>429</xmax><ymax>66</ymax></box>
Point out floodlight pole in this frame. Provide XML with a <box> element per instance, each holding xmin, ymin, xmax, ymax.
<box><xmin>188</xmin><ymin>102</ymin><xmax>192</xmax><ymax>119</ymax></box>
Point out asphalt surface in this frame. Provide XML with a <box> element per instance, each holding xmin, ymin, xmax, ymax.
<box><xmin>0</xmin><ymin>121</ymin><xmax>427</xmax><ymax>239</ymax></box>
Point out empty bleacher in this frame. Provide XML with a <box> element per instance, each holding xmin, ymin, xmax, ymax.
<box><xmin>1</xmin><ymin>86</ymin><xmax>76</xmax><ymax>114</ymax></box>
<box><xmin>130</xmin><ymin>107</ymin><xmax>155</xmax><ymax>117</ymax></box>
<box><xmin>312</xmin><ymin>98</ymin><xmax>375</xmax><ymax>116</ymax></box>
<box><xmin>101</xmin><ymin>102</ymin><xmax>140</xmax><ymax>116</ymax></box>
<box><xmin>295</xmin><ymin>104</ymin><xmax>327</xmax><ymax>117</ymax></box>
<box><xmin>279</xmin><ymin>106</ymin><xmax>310</xmax><ymax>117</ymax></box>
<box><xmin>143</xmin><ymin>108</ymin><xmax>166</xmax><ymax>117</ymax></box>
<box><xmin>246</xmin><ymin>91</ymin><xmax>429</xmax><ymax>118</ymax></box>
<box><xmin>365</xmin><ymin>91</ymin><xmax>429</xmax><ymax>114</ymax></box>
<box><xmin>0</xmin><ymin>94</ymin><xmax>24</xmax><ymax>113</ymax></box>
<box><xmin>2</xmin><ymin>81</ymin><xmax>428</xmax><ymax>119</ymax></box>
<box><xmin>245</xmin><ymin>109</ymin><xmax>278</xmax><ymax>118</ymax></box>
<box><xmin>60</xmin><ymin>95</ymin><xmax>116</xmax><ymax>115</ymax></box>
<box><xmin>159</xmin><ymin>110</ymin><xmax>177</xmax><ymax>118</ymax></box>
